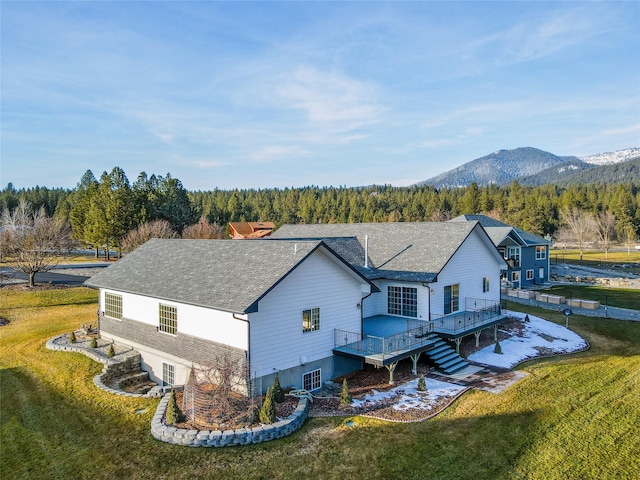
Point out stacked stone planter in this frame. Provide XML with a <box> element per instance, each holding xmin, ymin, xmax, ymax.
<box><xmin>151</xmin><ymin>393</ymin><xmax>310</xmax><ymax>447</ymax></box>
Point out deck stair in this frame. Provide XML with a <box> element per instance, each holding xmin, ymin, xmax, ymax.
<box><xmin>426</xmin><ymin>339</ymin><xmax>469</xmax><ymax>374</ymax></box>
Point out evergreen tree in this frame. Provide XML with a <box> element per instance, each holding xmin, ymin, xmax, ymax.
<box><xmin>272</xmin><ymin>373</ymin><xmax>284</xmax><ymax>403</ymax></box>
<box><xmin>259</xmin><ymin>387</ymin><xmax>276</xmax><ymax>424</ymax></box>
<box><xmin>494</xmin><ymin>340</ymin><xmax>503</xmax><ymax>354</ymax></box>
<box><xmin>340</xmin><ymin>379</ymin><xmax>352</xmax><ymax>405</ymax></box>
<box><xmin>417</xmin><ymin>374</ymin><xmax>427</xmax><ymax>392</ymax></box>
<box><xmin>90</xmin><ymin>337</ymin><xmax>97</xmax><ymax>348</ymax></box>
<box><xmin>107</xmin><ymin>344</ymin><xmax>116</xmax><ymax>357</ymax></box>
<box><xmin>165</xmin><ymin>389</ymin><xmax>184</xmax><ymax>424</ymax></box>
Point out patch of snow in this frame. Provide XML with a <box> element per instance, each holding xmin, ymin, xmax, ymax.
<box><xmin>350</xmin><ymin>377</ymin><xmax>466</xmax><ymax>411</ymax></box>
<box><xmin>468</xmin><ymin>312</ymin><xmax>587</xmax><ymax>369</ymax></box>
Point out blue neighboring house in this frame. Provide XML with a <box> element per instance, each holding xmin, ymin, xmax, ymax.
<box><xmin>450</xmin><ymin>215</ymin><xmax>552</xmax><ymax>289</ymax></box>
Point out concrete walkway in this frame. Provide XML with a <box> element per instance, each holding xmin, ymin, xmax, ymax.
<box><xmin>504</xmin><ymin>295</ymin><xmax>640</xmax><ymax>322</ymax></box>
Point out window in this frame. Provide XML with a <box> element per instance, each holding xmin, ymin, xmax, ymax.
<box><xmin>303</xmin><ymin>369</ymin><xmax>321</xmax><ymax>391</ymax></box>
<box><xmin>162</xmin><ymin>362</ymin><xmax>175</xmax><ymax>386</ymax></box>
<box><xmin>483</xmin><ymin>277</ymin><xmax>490</xmax><ymax>293</ymax></box>
<box><xmin>526</xmin><ymin>269</ymin><xmax>534</xmax><ymax>280</ymax></box>
<box><xmin>511</xmin><ymin>271</ymin><xmax>520</xmax><ymax>282</ymax></box>
<box><xmin>507</xmin><ymin>246</ymin><xmax>521</xmax><ymax>267</ymax></box>
<box><xmin>387</xmin><ymin>286</ymin><xmax>418</xmax><ymax>317</ymax></box>
<box><xmin>159</xmin><ymin>304</ymin><xmax>177</xmax><ymax>335</ymax></box>
<box><xmin>536</xmin><ymin>246</ymin><xmax>546</xmax><ymax>260</ymax></box>
<box><xmin>104</xmin><ymin>292</ymin><xmax>122</xmax><ymax>319</ymax></box>
<box><xmin>302</xmin><ymin>307</ymin><xmax>320</xmax><ymax>332</ymax></box>
<box><xmin>444</xmin><ymin>284</ymin><xmax>460</xmax><ymax>315</ymax></box>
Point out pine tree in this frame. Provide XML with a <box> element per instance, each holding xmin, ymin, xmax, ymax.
<box><xmin>107</xmin><ymin>344</ymin><xmax>115</xmax><ymax>357</ymax></box>
<box><xmin>90</xmin><ymin>337</ymin><xmax>97</xmax><ymax>348</ymax></box>
<box><xmin>259</xmin><ymin>387</ymin><xmax>276</xmax><ymax>424</ymax></box>
<box><xmin>417</xmin><ymin>374</ymin><xmax>427</xmax><ymax>392</ymax></box>
<box><xmin>69</xmin><ymin>331</ymin><xmax>76</xmax><ymax>344</ymax></box>
<box><xmin>165</xmin><ymin>389</ymin><xmax>184</xmax><ymax>424</ymax></box>
<box><xmin>340</xmin><ymin>379</ymin><xmax>352</xmax><ymax>405</ymax></box>
<box><xmin>272</xmin><ymin>372</ymin><xmax>284</xmax><ymax>403</ymax></box>
<box><xmin>494</xmin><ymin>340</ymin><xmax>503</xmax><ymax>354</ymax></box>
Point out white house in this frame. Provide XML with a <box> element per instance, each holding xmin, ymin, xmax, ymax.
<box><xmin>86</xmin><ymin>238</ymin><xmax>377</xmax><ymax>393</ymax></box>
<box><xmin>271</xmin><ymin>221</ymin><xmax>508</xmax><ymax>379</ymax></box>
<box><xmin>87</xmin><ymin>220</ymin><xmax>507</xmax><ymax>393</ymax></box>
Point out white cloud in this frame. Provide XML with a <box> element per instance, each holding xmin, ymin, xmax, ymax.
<box><xmin>276</xmin><ymin>66</ymin><xmax>384</xmax><ymax>137</ymax></box>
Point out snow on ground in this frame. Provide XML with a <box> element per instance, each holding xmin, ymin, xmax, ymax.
<box><xmin>351</xmin><ymin>377</ymin><xmax>466</xmax><ymax>412</ymax></box>
<box><xmin>468</xmin><ymin>311</ymin><xmax>588</xmax><ymax>369</ymax></box>
<box><xmin>348</xmin><ymin>312</ymin><xmax>588</xmax><ymax>414</ymax></box>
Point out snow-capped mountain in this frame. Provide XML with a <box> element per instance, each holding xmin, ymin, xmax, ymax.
<box><xmin>580</xmin><ymin>148</ymin><xmax>640</xmax><ymax>166</ymax></box>
<box><xmin>416</xmin><ymin>147</ymin><xmax>639</xmax><ymax>188</ymax></box>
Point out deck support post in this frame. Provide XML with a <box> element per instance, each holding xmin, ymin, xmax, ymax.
<box><xmin>385</xmin><ymin>362</ymin><xmax>398</xmax><ymax>384</ymax></box>
<box><xmin>454</xmin><ymin>337</ymin><xmax>462</xmax><ymax>354</ymax></box>
<box><xmin>474</xmin><ymin>331</ymin><xmax>482</xmax><ymax>347</ymax></box>
<box><xmin>410</xmin><ymin>353</ymin><xmax>421</xmax><ymax>375</ymax></box>
<box><xmin>493</xmin><ymin>324</ymin><xmax>499</xmax><ymax>341</ymax></box>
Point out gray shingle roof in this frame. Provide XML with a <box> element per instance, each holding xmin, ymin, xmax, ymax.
<box><xmin>85</xmin><ymin>238</ymin><xmax>359</xmax><ymax>313</ymax></box>
<box><xmin>450</xmin><ymin>214</ymin><xmax>551</xmax><ymax>247</ymax></box>
<box><xmin>270</xmin><ymin>222</ymin><xmax>482</xmax><ymax>282</ymax></box>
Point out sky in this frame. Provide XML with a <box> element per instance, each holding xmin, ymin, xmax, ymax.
<box><xmin>1</xmin><ymin>1</ymin><xmax>639</xmax><ymax>191</ymax></box>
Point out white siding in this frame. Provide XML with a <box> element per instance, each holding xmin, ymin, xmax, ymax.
<box><xmin>249</xmin><ymin>248</ymin><xmax>370</xmax><ymax>379</ymax></box>
<box><xmin>100</xmin><ymin>289</ymin><xmax>248</xmax><ymax>349</ymax></box>
<box><xmin>430</xmin><ymin>228</ymin><xmax>502</xmax><ymax>314</ymax></box>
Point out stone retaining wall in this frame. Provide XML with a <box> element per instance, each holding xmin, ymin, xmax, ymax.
<box><xmin>46</xmin><ymin>334</ymin><xmax>161</xmax><ymax>398</ymax></box>
<box><xmin>151</xmin><ymin>393</ymin><xmax>310</xmax><ymax>447</ymax></box>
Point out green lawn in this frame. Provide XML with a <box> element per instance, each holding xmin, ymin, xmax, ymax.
<box><xmin>539</xmin><ymin>284</ymin><xmax>640</xmax><ymax>310</ymax></box>
<box><xmin>550</xmin><ymin>248</ymin><xmax>640</xmax><ymax>274</ymax></box>
<box><xmin>2</xmin><ymin>288</ymin><xmax>639</xmax><ymax>480</ymax></box>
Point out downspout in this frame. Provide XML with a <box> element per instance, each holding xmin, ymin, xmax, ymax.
<box><xmin>233</xmin><ymin>313</ymin><xmax>251</xmax><ymax>389</ymax></box>
<box><xmin>421</xmin><ymin>282</ymin><xmax>432</xmax><ymax>325</ymax></box>
<box><xmin>360</xmin><ymin>289</ymin><xmax>374</xmax><ymax>337</ymax></box>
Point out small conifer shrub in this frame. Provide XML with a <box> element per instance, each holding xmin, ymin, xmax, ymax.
<box><xmin>69</xmin><ymin>331</ymin><xmax>76</xmax><ymax>344</ymax></box>
<box><xmin>259</xmin><ymin>387</ymin><xmax>276</xmax><ymax>424</ymax></box>
<box><xmin>417</xmin><ymin>373</ymin><xmax>427</xmax><ymax>392</ymax></box>
<box><xmin>340</xmin><ymin>378</ymin><xmax>352</xmax><ymax>405</ymax></box>
<box><xmin>90</xmin><ymin>337</ymin><xmax>98</xmax><ymax>349</ymax></box>
<box><xmin>107</xmin><ymin>344</ymin><xmax>115</xmax><ymax>357</ymax></box>
<box><xmin>494</xmin><ymin>340</ymin><xmax>503</xmax><ymax>354</ymax></box>
<box><xmin>272</xmin><ymin>372</ymin><xmax>284</xmax><ymax>403</ymax></box>
<box><xmin>165</xmin><ymin>389</ymin><xmax>184</xmax><ymax>424</ymax></box>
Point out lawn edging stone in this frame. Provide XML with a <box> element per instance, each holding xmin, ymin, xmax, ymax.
<box><xmin>151</xmin><ymin>391</ymin><xmax>310</xmax><ymax>447</ymax></box>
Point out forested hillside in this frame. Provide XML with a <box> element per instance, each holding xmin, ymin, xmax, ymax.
<box><xmin>2</xmin><ymin>169</ymin><xmax>639</xmax><ymax>250</ymax></box>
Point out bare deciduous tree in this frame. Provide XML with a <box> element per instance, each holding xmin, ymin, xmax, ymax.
<box><xmin>181</xmin><ymin>218</ymin><xmax>226</xmax><ymax>239</ymax></box>
<box><xmin>1</xmin><ymin>200</ymin><xmax>75</xmax><ymax>287</ymax></box>
<box><xmin>561</xmin><ymin>207</ymin><xmax>595</xmax><ymax>262</ymax></box>
<box><xmin>182</xmin><ymin>348</ymin><xmax>255</xmax><ymax>430</ymax></box>
<box><xmin>121</xmin><ymin>220</ymin><xmax>178</xmax><ymax>253</ymax></box>
<box><xmin>593</xmin><ymin>211</ymin><xmax>617</xmax><ymax>259</ymax></box>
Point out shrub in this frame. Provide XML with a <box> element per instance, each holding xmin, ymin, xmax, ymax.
<box><xmin>165</xmin><ymin>389</ymin><xmax>184</xmax><ymax>424</ymax></box>
<box><xmin>272</xmin><ymin>372</ymin><xmax>284</xmax><ymax>403</ymax></box>
<box><xmin>69</xmin><ymin>331</ymin><xmax>76</xmax><ymax>344</ymax></box>
<box><xmin>340</xmin><ymin>379</ymin><xmax>352</xmax><ymax>405</ymax></box>
<box><xmin>89</xmin><ymin>337</ymin><xmax>97</xmax><ymax>349</ymax></box>
<box><xmin>417</xmin><ymin>374</ymin><xmax>427</xmax><ymax>392</ymax></box>
<box><xmin>107</xmin><ymin>344</ymin><xmax>115</xmax><ymax>357</ymax></box>
<box><xmin>259</xmin><ymin>387</ymin><xmax>276</xmax><ymax>424</ymax></box>
<box><xmin>494</xmin><ymin>340</ymin><xmax>503</xmax><ymax>354</ymax></box>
